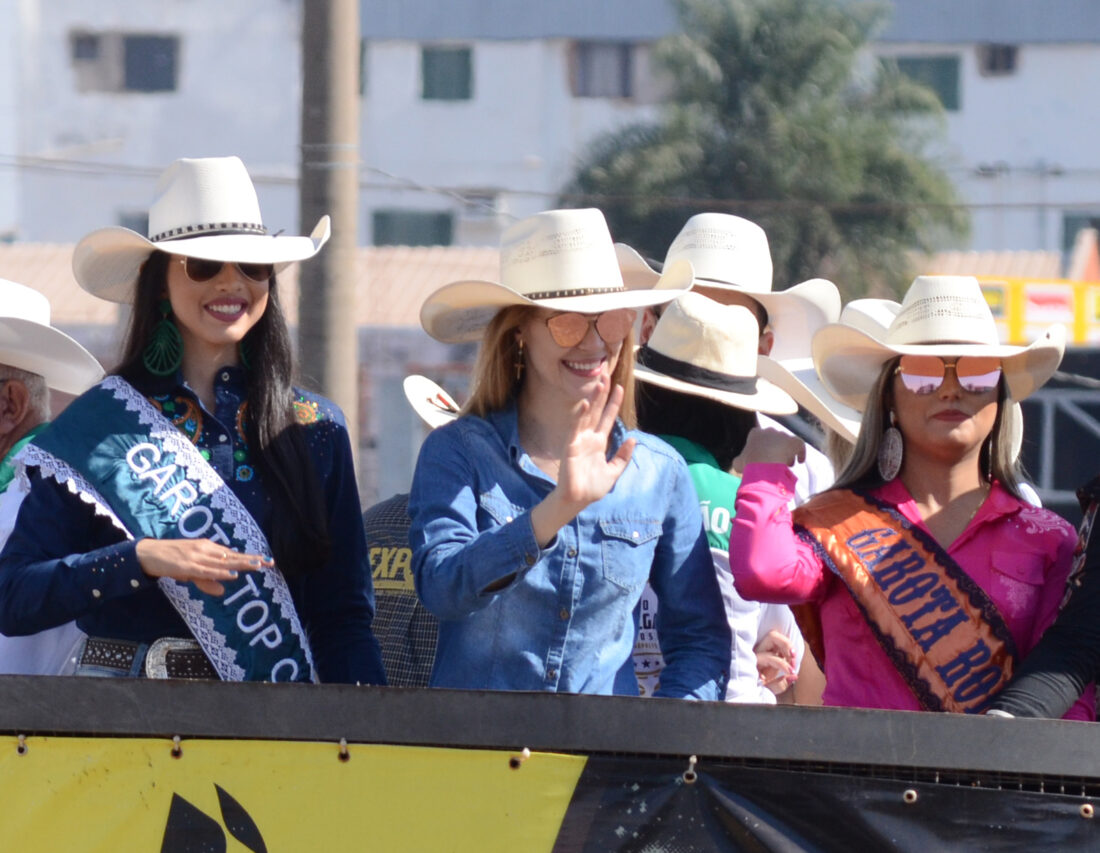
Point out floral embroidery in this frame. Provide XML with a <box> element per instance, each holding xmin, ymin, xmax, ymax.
<box><xmin>293</xmin><ymin>397</ymin><xmax>321</xmax><ymax>425</ymax></box>
<box><xmin>1017</xmin><ymin>505</ymin><xmax>1073</xmax><ymax>537</ymax></box>
<box><xmin>150</xmin><ymin>394</ymin><xmax>203</xmax><ymax>444</ymax></box>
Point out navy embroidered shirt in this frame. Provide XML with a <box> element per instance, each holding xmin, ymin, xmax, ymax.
<box><xmin>0</xmin><ymin>368</ymin><xmax>385</xmax><ymax>685</ymax></box>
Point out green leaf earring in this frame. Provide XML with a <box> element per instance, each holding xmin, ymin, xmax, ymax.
<box><xmin>143</xmin><ymin>299</ymin><xmax>183</xmax><ymax>376</ymax></box>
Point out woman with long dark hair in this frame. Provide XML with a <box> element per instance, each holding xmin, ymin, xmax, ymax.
<box><xmin>729</xmin><ymin>276</ymin><xmax>1092</xmax><ymax>717</ymax></box>
<box><xmin>0</xmin><ymin>157</ymin><xmax>384</xmax><ymax>683</ymax></box>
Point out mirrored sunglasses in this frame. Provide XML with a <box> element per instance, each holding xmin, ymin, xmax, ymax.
<box><xmin>544</xmin><ymin>309</ymin><xmax>637</xmax><ymax>348</ymax></box>
<box><xmin>896</xmin><ymin>355</ymin><xmax>1002</xmax><ymax>395</ymax></box>
<box><xmin>181</xmin><ymin>257</ymin><xmax>274</xmax><ymax>284</ymax></box>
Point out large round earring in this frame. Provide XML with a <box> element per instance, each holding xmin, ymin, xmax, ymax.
<box><xmin>514</xmin><ymin>339</ymin><xmax>525</xmax><ymax>381</ymax></box>
<box><xmin>143</xmin><ymin>298</ymin><xmax>183</xmax><ymax>376</ymax></box>
<box><xmin>877</xmin><ymin>411</ymin><xmax>903</xmax><ymax>481</ymax></box>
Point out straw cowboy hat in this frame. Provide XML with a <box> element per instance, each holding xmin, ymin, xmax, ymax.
<box><xmin>813</xmin><ymin>275</ymin><xmax>1065</xmax><ymax>411</ymax></box>
<box><xmin>72</xmin><ymin>156</ymin><xmax>330</xmax><ymax>303</ymax></box>
<box><xmin>420</xmin><ymin>208</ymin><xmax>693</xmax><ymax>344</ymax></box>
<box><xmin>0</xmin><ymin>279</ymin><xmax>104</xmax><ymax>395</ymax></box>
<box><xmin>633</xmin><ymin>293</ymin><xmax>797</xmax><ymax>416</ymax></box>
<box><xmin>403</xmin><ymin>375</ymin><xmax>460</xmax><ymax>428</ymax></box>
<box><xmin>615</xmin><ymin>213</ymin><xmax>841</xmax><ymax>361</ymax></box>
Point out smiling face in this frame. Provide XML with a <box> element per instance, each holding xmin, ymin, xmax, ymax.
<box><xmin>891</xmin><ymin>356</ymin><xmax>1000</xmax><ymax>469</ymax></box>
<box><xmin>165</xmin><ymin>256</ymin><xmax>270</xmax><ymax>365</ymax></box>
<box><xmin>517</xmin><ymin>308</ymin><xmax>628</xmax><ymax>409</ymax></box>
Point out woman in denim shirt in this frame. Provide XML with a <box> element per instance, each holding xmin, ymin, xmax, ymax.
<box><xmin>410</xmin><ymin>209</ymin><xmax>732</xmax><ymax>697</ymax></box>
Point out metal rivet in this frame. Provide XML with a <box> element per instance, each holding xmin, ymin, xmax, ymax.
<box><xmin>1081</xmin><ymin>803</ymin><xmax>1095</xmax><ymax>819</ymax></box>
<box><xmin>171</xmin><ymin>736</ymin><xmax>182</xmax><ymax>758</ymax></box>
<box><xmin>338</xmin><ymin>738</ymin><xmax>350</xmax><ymax>763</ymax></box>
<box><xmin>16</xmin><ymin>734</ymin><xmax>27</xmax><ymax>756</ymax></box>
<box><xmin>509</xmin><ymin>747</ymin><xmax>531</xmax><ymax>770</ymax></box>
<box><xmin>631</xmin><ymin>531</ymin><xmax>639</xmax><ymax>539</ymax></box>
<box><xmin>505</xmin><ymin>516</ymin><xmax>513</xmax><ymax>523</ymax></box>
<box><xmin>903</xmin><ymin>789</ymin><xmax>918</xmax><ymax>804</ymax></box>
<box><xmin>682</xmin><ymin>755</ymin><xmax>698</xmax><ymax>784</ymax></box>
<box><xmin>91</xmin><ymin>589</ymin><xmax>101</xmax><ymax>598</ymax></box>
<box><xmin>130</xmin><ymin>579</ymin><xmax>140</xmax><ymax>588</ymax></box>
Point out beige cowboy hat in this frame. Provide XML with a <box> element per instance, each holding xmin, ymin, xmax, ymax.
<box><xmin>813</xmin><ymin>275</ymin><xmax>1065</xmax><ymax>411</ymax></box>
<box><xmin>0</xmin><ymin>279</ymin><xmax>104</xmax><ymax>395</ymax></box>
<box><xmin>615</xmin><ymin>213</ymin><xmax>841</xmax><ymax>361</ymax></box>
<box><xmin>402</xmin><ymin>375</ymin><xmax>460</xmax><ymax>428</ymax></box>
<box><xmin>73</xmin><ymin>156</ymin><xmax>330</xmax><ymax>304</ymax></box>
<box><xmin>420</xmin><ymin>208</ymin><xmax>694</xmax><ymax>344</ymax></box>
<box><xmin>633</xmin><ymin>292</ymin><xmax>797</xmax><ymax>416</ymax></box>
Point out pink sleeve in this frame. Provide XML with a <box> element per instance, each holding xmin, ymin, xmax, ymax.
<box><xmin>1032</xmin><ymin>518</ymin><xmax>1095</xmax><ymax>722</ymax></box>
<box><xmin>729</xmin><ymin>463</ymin><xmax>828</xmax><ymax>604</ymax></box>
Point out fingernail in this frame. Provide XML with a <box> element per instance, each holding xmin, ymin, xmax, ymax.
<box><xmin>228</xmin><ymin>570</ymin><xmax>239</xmax><ymax>579</ymax></box>
<box><xmin>249</xmin><ymin>560</ymin><xmax>262</xmax><ymax>568</ymax></box>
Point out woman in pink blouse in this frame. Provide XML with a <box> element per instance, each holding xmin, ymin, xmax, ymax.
<box><xmin>729</xmin><ymin>276</ymin><xmax>1093</xmax><ymax>718</ymax></box>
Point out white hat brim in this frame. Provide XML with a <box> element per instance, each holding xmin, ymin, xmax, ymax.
<box><xmin>402</xmin><ymin>375</ymin><xmax>460</xmax><ymax>428</ymax></box>
<box><xmin>756</xmin><ymin>356</ymin><xmax>862</xmax><ymax>443</ymax></box>
<box><xmin>0</xmin><ymin>317</ymin><xmax>104</xmax><ymax>395</ymax></box>
<box><xmin>73</xmin><ymin>216</ymin><xmax>331</xmax><ymax>304</ymax></box>
<box><xmin>634</xmin><ymin>354</ymin><xmax>798</xmax><ymax>417</ymax></box>
<box><xmin>813</xmin><ymin>323</ymin><xmax>1066</xmax><ymax>410</ymax></box>
<box><xmin>421</xmin><ymin>258</ymin><xmax>694</xmax><ymax>344</ymax></box>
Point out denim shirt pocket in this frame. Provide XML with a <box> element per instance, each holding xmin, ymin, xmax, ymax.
<box><xmin>477</xmin><ymin>490</ymin><xmax>526</xmax><ymax>529</ymax></box>
<box><xmin>600</xmin><ymin>518</ymin><xmax>662</xmax><ymax>593</ymax></box>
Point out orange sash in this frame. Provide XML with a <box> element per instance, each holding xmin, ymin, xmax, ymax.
<box><xmin>792</xmin><ymin>489</ymin><xmax>1017</xmax><ymax>713</ymax></box>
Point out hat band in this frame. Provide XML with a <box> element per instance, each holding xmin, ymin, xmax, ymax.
<box><xmin>151</xmin><ymin>222</ymin><xmax>268</xmax><ymax>242</ymax></box>
<box><xmin>636</xmin><ymin>346</ymin><xmax>758</xmax><ymax>395</ymax></box>
<box><xmin>523</xmin><ymin>285</ymin><xmax>627</xmax><ymax>300</ymax></box>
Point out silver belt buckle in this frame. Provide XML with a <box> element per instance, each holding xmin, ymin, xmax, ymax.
<box><xmin>144</xmin><ymin>637</ymin><xmax>203</xmax><ymax>679</ymax></box>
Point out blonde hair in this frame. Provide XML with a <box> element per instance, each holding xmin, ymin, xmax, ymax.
<box><xmin>832</xmin><ymin>357</ymin><xmax>1025</xmax><ymax>499</ymax></box>
<box><xmin>463</xmin><ymin>305</ymin><xmax>637</xmax><ymax>428</ymax></box>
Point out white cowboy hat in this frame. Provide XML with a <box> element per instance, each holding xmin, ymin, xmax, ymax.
<box><xmin>615</xmin><ymin>213</ymin><xmax>841</xmax><ymax>361</ymax></box>
<box><xmin>0</xmin><ymin>279</ymin><xmax>104</xmax><ymax>395</ymax></box>
<box><xmin>420</xmin><ymin>209</ymin><xmax>694</xmax><ymax>344</ymax></box>
<box><xmin>72</xmin><ymin>156</ymin><xmax>331</xmax><ymax>304</ymax></box>
<box><xmin>402</xmin><ymin>375</ymin><xmax>460</xmax><ymax>428</ymax></box>
<box><xmin>813</xmin><ymin>275</ymin><xmax>1065</xmax><ymax>411</ymax></box>
<box><xmin>633</xmin><ymin>293</ymin><xmax>797</xmax><ymax>416</ymax></box>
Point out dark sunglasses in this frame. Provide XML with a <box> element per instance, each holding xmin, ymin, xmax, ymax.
<box><xmin>544</xmin><ymin>309</ymin><xmax>636</xmax><ymax>348</ymax></box>
<box><xmin>180</xmin><ymin>257</ymin><xmax>274</xmax><ymax>284</ymax></box>
<box><xmin>895</xmin><ymin>355</ymin><xmax>1002</xmax><ymax>395</ymax></box>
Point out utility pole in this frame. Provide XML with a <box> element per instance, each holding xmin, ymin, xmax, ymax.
<box><xmin>298</xmin><ymin>0</ymin><xmax>360</xmax><ymax>453</ymax></box>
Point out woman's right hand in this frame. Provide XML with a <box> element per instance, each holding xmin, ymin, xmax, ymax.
<box><xmin>732</xmin><ymin>427</ymin><xmax>806</xmax><ymax>473</ymax></box>
<box><xmin>135</xmin><ymin>538</ymin><xmax>268</xmax><ymax>596</ymax></box>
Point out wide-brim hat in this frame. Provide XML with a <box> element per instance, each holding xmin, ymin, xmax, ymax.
<box><xmin>73</xmin><ymin>156</ymin><xmax>331</xmax><ymax>304</ymax></box>
<box><xmin>633</xmin><ymin>292</ymin><xmax>797</xmax><ymax>416</ymax></box>
<box><xmin>402</xmin><ymin>375</ymin><xmax>460</xmax><ymax>428</ymax></box>
<box><xmin>615</xmin><ymin>212</ymin><xmax>840</xmax><ymax>361</ymax></box>
<box><xmin>0</xmin><ymin>279</ymin><xmax>104</xmax><ymax>395</ymax></box>
<box><xmin>420</xmin><ymin>208</ymin><xmax>694</xmax><ymax>344</ymax></box>
<box><xmin>813</xmin><ymin>275</ymin><xmax>1065</xmax><ymax>410</ymax></box>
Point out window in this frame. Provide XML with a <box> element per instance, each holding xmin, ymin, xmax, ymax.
<box><xmin>421</xmin><ymin>46</ymin><xmax>472</xmax><ymax>101</ymax></box>
<box><xmin>69</xmin><ymin>30</ymin><xmax>179</xmax><ymax>93</ymax></box>
<box><xmin>118</xmin><ymin>211</ymin><xmax>149</xmax><ymax>235</ymax></box>
<box><xmin>895</xmin><ymin>55</ymin><xmax>960</xmax><ymax>111</ymax></box>
<box><xmin>572</xmin><ymin>42</ymin><xmax>634</xmax><ymax>98</ymax></box>
<box><xmin>978</xmin><ymin>44</ymin><xmax>1018</xmax><ymax>77</ymax></box>
<box><xmin>372</xmin><ymin>210</ymin><xmax>454</xmax><ymax>246</ymax></box>
<box><xmin>1063</xmin><ymin>213</ymin><xmax>1100</xmax><ymax>256</ymax></box>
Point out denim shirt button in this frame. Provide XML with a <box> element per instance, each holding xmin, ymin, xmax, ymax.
<box><xmin>505</xmin><ymin>516</ymin><xmax>513</xmax><ymax>523</ymax></box>
<box><xmin>547</xmin><ymin>667</ymin><xmax>557</xmax><ymax>679</ymax></box>
<box><xmin>218</xmin><ymin>434</ymin><xmax>228</xmax><ymax>443</ymax></box>
<box><xmin>91</xmin><ymin>589</ymin><xmax>102</xmax><ymax>598</ymax></box>
<box><xmin>559</xmin><ymin>608</ymin><xmax>569</xmax><ymax>621</ymax></box>
<box><xmin>567</xmin><ymin>548</ymin><xmax>577</xmax><ymax>558</ymax></box>
<box><xmin>524</xmin><ymin>553</ymin><xmax>536</xmax><ymax>566</ymax></box>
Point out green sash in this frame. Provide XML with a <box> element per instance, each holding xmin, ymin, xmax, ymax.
<box><xmin>16</xmin><ymin>376</ymin><xmax>316</xmax><ymax>682</ymax></box>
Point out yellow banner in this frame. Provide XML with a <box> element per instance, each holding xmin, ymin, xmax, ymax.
<box><xmin>0</xmin><ymin>736</ymin><xmax>586</xmax><ymax>851</ymax></box>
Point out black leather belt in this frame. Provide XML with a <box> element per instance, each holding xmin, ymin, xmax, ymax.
<box><xmin>80</xmin><ymin>637</ymin><xmax>218</xmax><ymax>680</ymax></box>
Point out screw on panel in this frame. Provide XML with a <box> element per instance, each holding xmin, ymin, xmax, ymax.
<box><xmin>903</xmin><ymin>789</ymin><xmax>919</xmax><ymax>804</ymax></box>
<box><xmin>338</xmin><ymin>738</ymin><xmax>350</xmax><ymax>762</ymax></box>
<box><xmin>16</xmin><ymin>734</ymin><xmax>26</xmax><ymax>756</ymax></box>
<box><xmin>683</xmin><ymin>755</ymin><xmax>698</xmax><ymax>785</ymax></box>
<box><xmin>509</xmin><ymin>747</ymin><xmax>531</xmax><ymax>769</ymax></box>
<box><xmin>170</xmin><ymin>735</ymin><xmax>182</xmax><ymax>758</ymax></box>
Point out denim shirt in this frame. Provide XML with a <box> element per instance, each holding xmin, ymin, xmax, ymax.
<box><xmin>0</xmin><ymin>367</ymin><xmax>385</xmax><ymax>685</ymax></box>
<box><xmin>408</xmin><ymin>403</ymin><xmax>730</xmax><ymax>698</ymax></box>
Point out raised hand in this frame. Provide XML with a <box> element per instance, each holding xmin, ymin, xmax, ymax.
<box><xmin>754</xmin><ymin>628</ymin><xmax>798</xmax><ymax>695</ymax></box>
<box><xmin>530</xmin><ymin>378</ymin><xmax>635</xmax><ymax>546</ymax></box>
<box><xmin>136</xmin><ymin>538</ymin><xmax>270</xmax><ymax>596</ymax></box>
<box><xmin>732</xmin><ymin>426</ymin><xmax>806</xmax><ymax>473</ymax></box>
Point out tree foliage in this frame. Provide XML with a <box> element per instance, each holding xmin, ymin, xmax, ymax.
<box><xmin>561</xmin><ymin>0</ymin><xmax>968</xmax><ymax>298</ymax></box>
